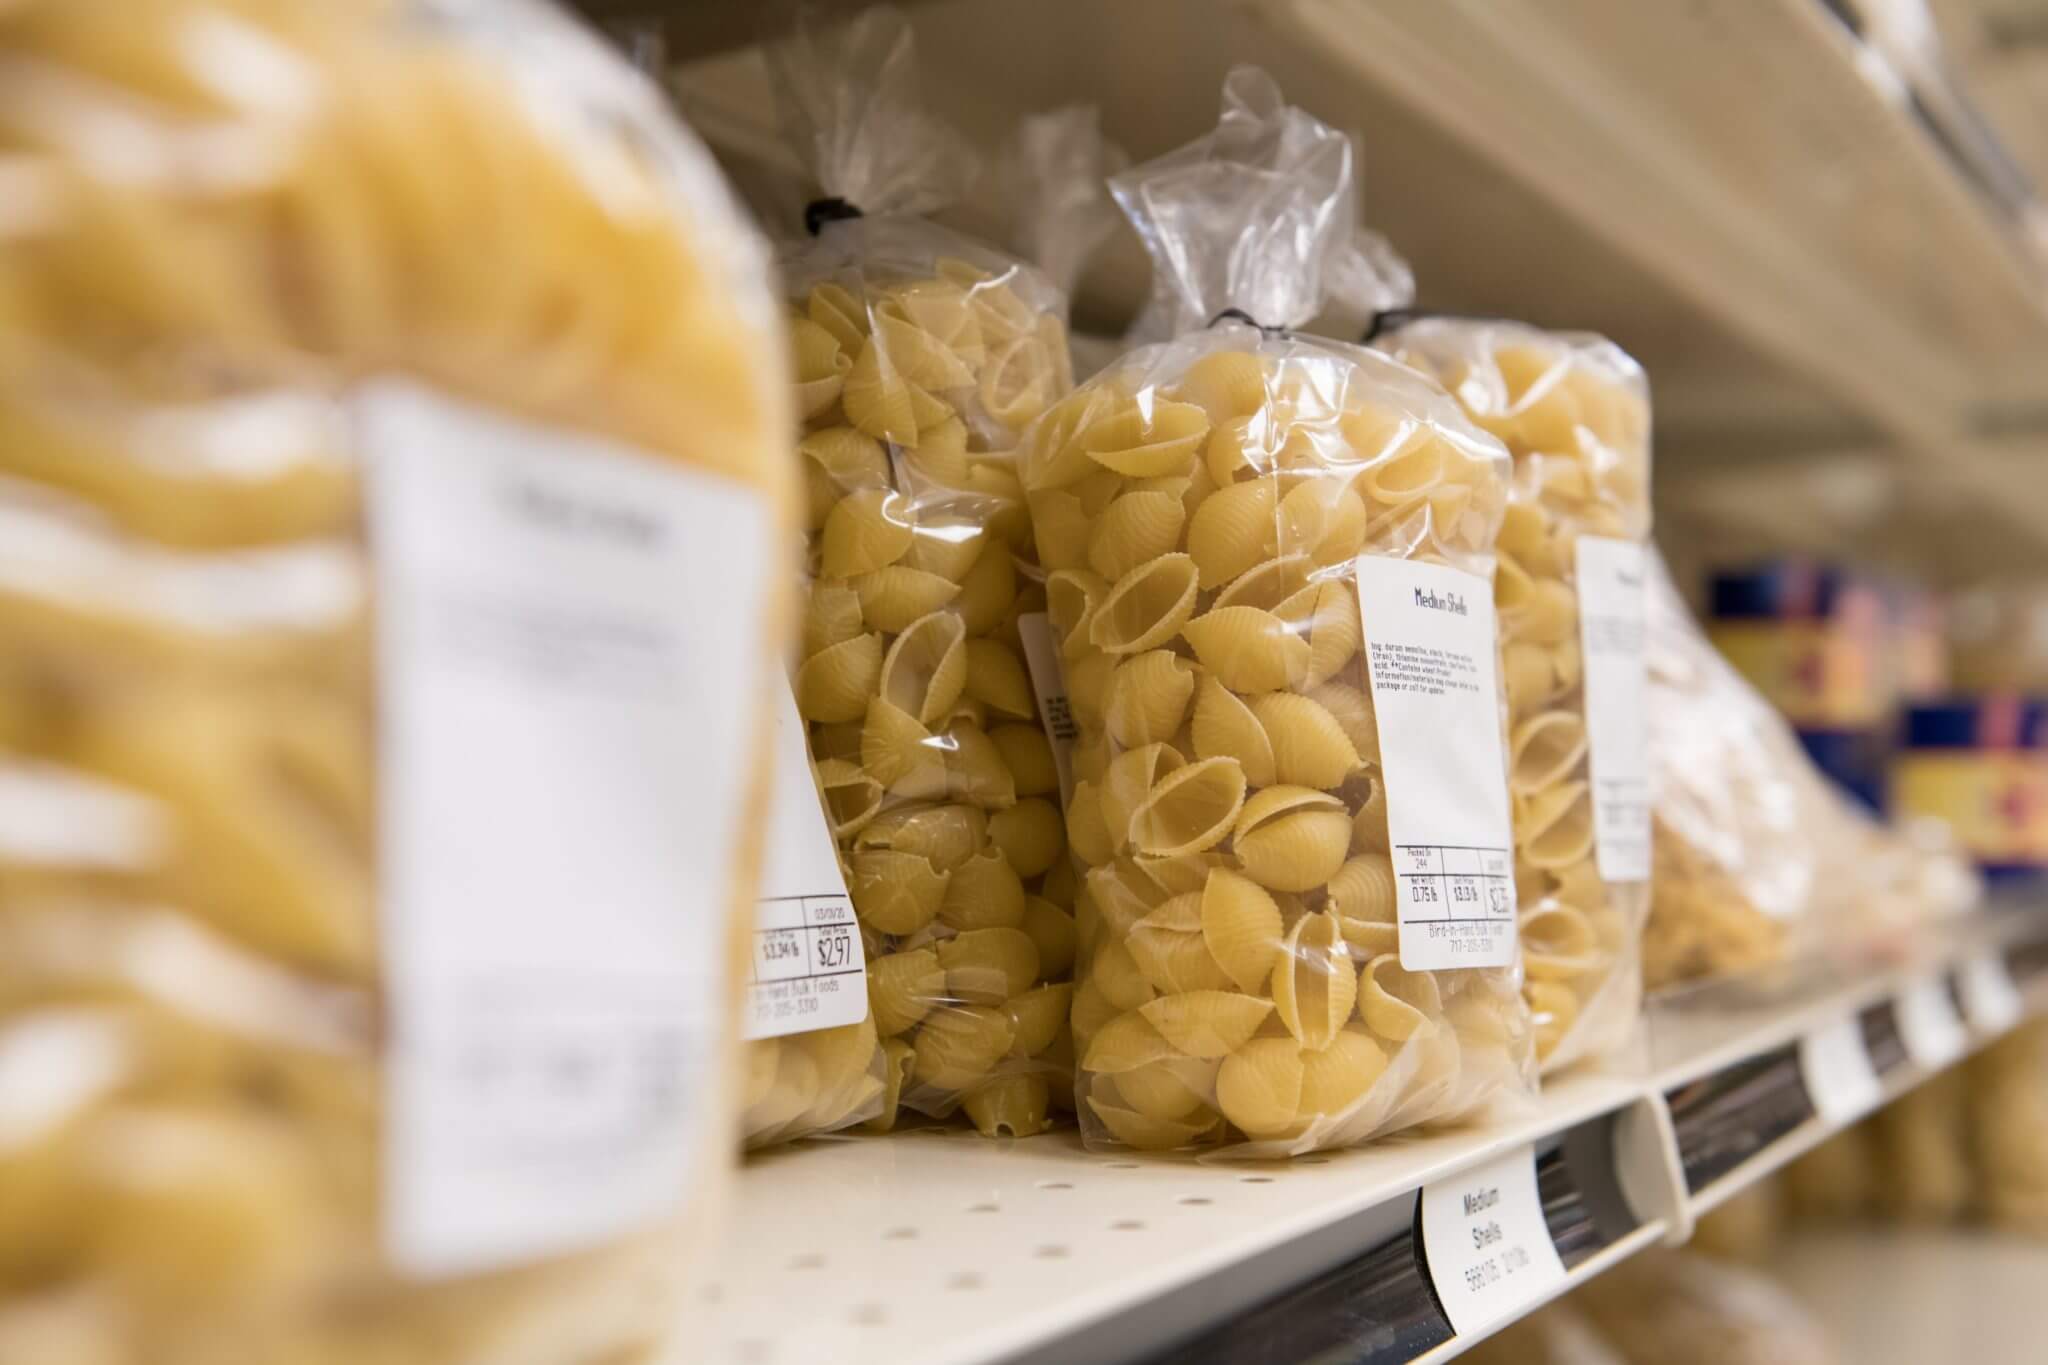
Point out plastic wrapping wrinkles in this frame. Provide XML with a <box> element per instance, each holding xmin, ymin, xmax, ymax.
<box><xmin>1643</xmin><ymin>554</ymin><xmax>1966</xmax><ymax>992</ymax></box>
<box><xmin>991</xmin><ymin>105</ymin><xmax>1126</xmax><ymax>308</ymax></box>
<box><xmin>1379</xmin><ymin>321</ymin><xmax>1652</xmax><ymax>1073</ymax></box>
<box><xmin>0</xmin><ymin>0</ymin><xmax>796</xmax><ymax>1361</ymax></box>
<box><xmin>747</xmin><ymin>5</ymin><xmax>1081</xmax><ymax>1144</ymax></box>
<box><xmin>1023</xmin><ymin>67</ymin><xmax>1536</xmax><ymax>1156</ymax></box>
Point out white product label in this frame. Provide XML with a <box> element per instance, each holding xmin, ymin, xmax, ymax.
<box><xmin>1573</xmin><ymin>537</ymin><xmax>1649</xmax><ymax>882</ymax></box>
<box><xmin>1895</xmin><ymin>976</ymin><xmax>1967</xmax><ymax>1070</ymax></box>
<box><xmin>744</xmin><ymin>680</ymin><xmax>868</xmax><ymax>1041</ymax></box>
<box><xmin>364</xmin><ymin>383</ymin><xmax>772</xmax><ymax>1277</ymax></box>
<box><xmin>1016</xmin><ymin>612</ymin><xmax>1077</xmax><ymax>805</ymax></box>
<box><xmin>1420</xmin><ymin>1143</ymin><xmax>1568</xmax><ymax>1336</ymax></box>
<box><xmin>1356</xmin><ymin>558</ymin><xmax>1518</xmax><ymax>970</ymax></box>
<box><xmin>1799</xmin><ymin>1016</ymin><xmax>1882</xmax><ymax>1124</ymax></box>
<box><xmin>1959</xmin><ymin>951</ymin><xmax>2023</xmax><ymax>1033</ymax></box>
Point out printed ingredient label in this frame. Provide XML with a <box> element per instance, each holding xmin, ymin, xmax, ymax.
<box><xmin>745</xmin><ymin>679</ymin><xmax>869</xmax><ymax>1041</ymax></box>
<box><xmin>1356</xmin><ymin>557</ymin><xmax>1518</xmax><ymax>970</ymax></box>
<box><xmin>1894</xmin><ymin>976</ymin><xmax>1967</xmax><ymax>1070</ymax></box>
<box><xmin>1574</xmin><ymin>537</ymin><xmax>1650</xmax><ymax>882</ymax></box>
<box><xmin>1016</xmin><ymin>611</ymin><xmax>1077</xmax><ymax>805</ymax></box>
<box><xmin>1959</xmin><ymin>950</ymin><xmax>2023</xmax><ymax>1033</ymax></box>
<box><xmin>365</xmin><ymin>383</ymin><xmax>772</xmax><ymax>1277</ymax></box>
<box><xmin>1799</xmin><ymin>1016</ymin><xmax>1882</xmax><ymax>1125</ymax></box>
<box><xmin>1420</xmin><ymin>1143</ymin><xmax>1568</xmax><ymax>1336</ymax></box>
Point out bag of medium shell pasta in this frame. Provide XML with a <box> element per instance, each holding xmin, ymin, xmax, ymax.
<box><xmin>0</xmin><ymin>2</ymin><xmax>793</xmax><ymax>1362</ymax></box>
<box><xmin>740</xmin><ymin>6</ymin><xmax>1079</xmax><ymax>1145</ymax></box>
<box><xmin>1025</xmin><ymin>67</ymin><xmax>1536</xmax><ymax>1156</ymax></box>
<box><xmin>1375</xmin><ymin>320</ymin><xmax>1653</xmax><ymax>1075</ymax></box>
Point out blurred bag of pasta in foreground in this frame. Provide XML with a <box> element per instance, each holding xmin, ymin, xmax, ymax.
<box><xmin>737</xmin><ymin>6</ymin><xmax>1083</xmax><ymax>1146</ymax></box>
<box><xmin>1377</xmin><ymin>320</ymin><xmax>1653</xmax><ymax>1076</ymax></box>
<box><xmin>1026</xmin><ymin>68</ymin><xmax>1537</xmax><ymax>1157</ymax></box>
<box><xmin>0</xmin><ymin>1</ymin><xmax>795</xmax><ymax>1361</ymax></box>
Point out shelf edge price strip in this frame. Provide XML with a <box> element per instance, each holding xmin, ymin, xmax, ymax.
<box><xmin>1894</xmin><ymin>975</ymin><xmax>1967</xmax><ymax>1070</ymax></box>
<box><xmin>1798</xmin><ymin>1015</ymin><xmax>1882</xmax><ymax>1126</ymax></box>
<box><xmin>1419</xmin><ymin>1143</ymin><xmax>1568</xmax><ymax>1338</ymax></box>
<box><xmin>1959</xmin><ymin>950</ymin><xmax>2023</xmax><ymax>1035</ymax></box>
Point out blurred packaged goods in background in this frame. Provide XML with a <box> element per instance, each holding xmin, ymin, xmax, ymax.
<box><xmin>1706</xmin><ymin>559</ymin><xmax>1895</xmax><ymax>813</ymax></box>
<box><xmin>1894</xmin><ymin>698</ymin><xmax>2048</xmax><ymax>887</ymax></box>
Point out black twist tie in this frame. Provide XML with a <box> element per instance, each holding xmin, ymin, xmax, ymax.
<box><xmin>1207</xmin><ymin>308</ymin><xmax>1291</xmax><ymax>340</ymax></box>
<box><xmin>1361</xmin><ymin>306</ymin><xmax>1512</xmax><ymax>343</ymax></box>
<box><xmin>804</xmin><ymin>196</ymin><xmax>864</xmax><ymax>237</ymax></box>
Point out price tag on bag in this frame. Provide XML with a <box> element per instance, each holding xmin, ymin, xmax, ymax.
<box><xmin>1894</xmin><ymin>976</ymin><xmax>1967</xmax><ymax>1069</ymax></box>
<box><xmin>1799</xmin><ymin>1016</ymin><xmax>1882</xmax><ymax>1124</ymax></box>
<box><xmin>1419</xmin><ymin>1144</ymin><xmax>1567</xmax><ymax>1336</ymax></box>
<box><xmin>1959</xmin><ymin>951</ymin><xmax>2023</xmax><ymax>1034</ymax></box>
<box><xmin>744</xmin><ymin>680</ymin><xmax>869</xmax><ymax>1041</ymax></box>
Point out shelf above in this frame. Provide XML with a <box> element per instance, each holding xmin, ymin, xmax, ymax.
<box><xmin>628</xmin><ymin>0</ymin><xmax>2048</xmax><ymax>578</ymax></box>
<box><xmin>690</xmin><ymin>906</ymin><xmax>2048</xmax><ymax>1365</ymax></box>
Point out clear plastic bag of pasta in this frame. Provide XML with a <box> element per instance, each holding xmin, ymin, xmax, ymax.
<box><xmin>1643</xmin><ymin>553</ymin><xmax>1946</xmax><ymax>993</ymax></box>
<box><xmin>0</xmin><ymin>2</ymin><xmax>794</xmax><ymax>1361</ymax></box>
<box><xmin>744</xmin><ymin>6</ymin><xmax>1080</xmax><ymax>1144</ymax></box>
<box><xmin>1378</xmin><ymin>319</ymin><xmax>1652</xmax><ymax>1074</ymax></box>
<box><xmin>1026</xmin><ymin>68</ymin><xmax>1535</xmax><ymax>1156</ymax></box>
<box><xmin>1643</xmin><ymin>553</ymin><xmax>1843</xmax><ymax>990</ymax></box>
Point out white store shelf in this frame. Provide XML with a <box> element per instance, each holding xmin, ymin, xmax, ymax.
<box><xmin>695</xmin><ymin>906</ymin><xmax>2048</xmax><ymax>1365</ymax></box>
<box><xmin>694</xmin><ymin>1073</ymin><xmax>1651</xmax><ymax>1365</ymax></box>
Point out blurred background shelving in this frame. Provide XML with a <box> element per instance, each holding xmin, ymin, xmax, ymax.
<box><xmin>586</xmin><ymin>0</ymin><xmax>2048</xmax><ymax>586</ymax></box>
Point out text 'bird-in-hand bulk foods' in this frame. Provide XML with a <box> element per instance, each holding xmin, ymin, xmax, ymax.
<box><xmin>0</xmin><ymin>1</ymin><xmax>796</xmax><ymax>1360</ymax></box>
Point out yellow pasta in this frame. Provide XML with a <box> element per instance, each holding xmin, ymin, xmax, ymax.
<box><xmin>1377</xmin><ymin>320</ymin><xmax>1652</xmax><ymax>1075</ymax></box>
<box><xmin>1024</xmin><ymin>69</ymin><xmax>1533</xmax><ymax>1156</ymax></box>
<box><xmin>1216</xmin><ymin>1037</ymin><xmax>1308</xmax><ymax>1138</ymax></box>
<box><xmin>1091</xmin><ymin>554</ymin><xmax>1203</xmax><ymax>655</ymax></box>
<box><xmin>1270</xmin><ymin>911</ymin><xmax>1359</xmax><ymax>1050</ymax></box>
<box><xmin>0</xmin><ymin>0</ymin><xmax>799</xmax><ymax>1357</ymax></box>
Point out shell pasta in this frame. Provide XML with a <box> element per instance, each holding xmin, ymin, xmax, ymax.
<box><xmin>1029</xmin><ymin>327</ymin><xmax>1536</xmax><ymax>1154</ymax></box>
<box><xmin>1026</xmin><ymin>70</ymin><xmax>1537</xmax><ymax>1155</ymax></box>
<box><xmin>1382</xmin><ymin>322</ymin><xmax>1654</xmax><ymax>1072</ymax></box>
<box><xmin>746</xmin><ymin>229</ymin><xmax>1081</xmax><ymax>1144</ymax></box>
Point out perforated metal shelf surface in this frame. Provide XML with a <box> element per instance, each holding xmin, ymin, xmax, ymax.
<box><xmin>690</xmin><ymin>1075</ymin><xmax>1645</xmax><ymax>1365</ymax></box>
<box><xmin>683</xmin><ymin>906</ymin><xmax>2048</xmax><ymax>1365</ymax></box>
